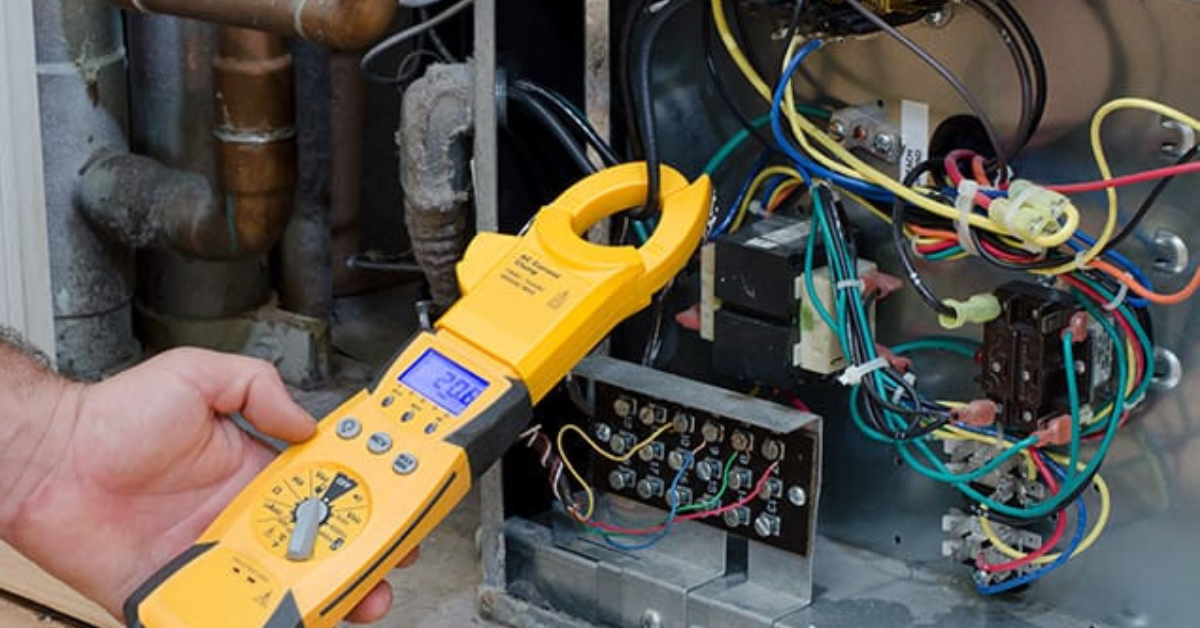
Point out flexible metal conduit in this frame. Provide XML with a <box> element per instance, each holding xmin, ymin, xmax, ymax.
<box><xmin>400</xmin><ymin>63</ymin><xmax>475</xmax><ymax>308</ymax></box>
<box><xmin>106</xmin><ymin>0</ymin><xmax>397</xmax><ymax>50</ymax></box>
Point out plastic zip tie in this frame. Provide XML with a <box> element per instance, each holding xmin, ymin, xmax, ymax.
<box><xmin>838</xmin><ymin>356</ymin><xmax>890</xmax><ymax>387</ymax></box>
<box><xmin>1103</xmin><ymin>278</ymin><xmax>1131</xmax><ymax>312</ymax></box>
<box><xmin>954</xmin><ymin>180</ymin><xmax>981</xmax><ymax>256</ymax></box>
<box><xmin>836</xmin><ymin>279</ymin><xmax>865</xmax><ymax>292</ymax></box>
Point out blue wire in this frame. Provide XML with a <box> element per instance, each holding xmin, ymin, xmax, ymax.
<box><xmin>601</xmin><ymin>452</ymin><xmax>693</xmax><ymax>551</ymax></box>
<box><xmin>710</xmin><ymin>151</ymin><xmax>773</xmax><ymax>238</ymax></box>
<box><xmin>1067</xmin><ymin>232</ymin><xmax>1151</xmax><ymax>308</ymax></box>
<box><xmin>976</xmin><ymin>461</ymin><xmax>1088</xmax><ymax>595</ymax></box>
<box><xmin>770</xmin><ymin>40</ymin><xmax>892</xmax><ymax>202</ymax></box>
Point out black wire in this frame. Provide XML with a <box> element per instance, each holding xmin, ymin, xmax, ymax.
<box><xmin>512</xmin><ymin>80</ymin><xmax>621</xmax><ymax>167</ymax></box>
<box><xmin>993</xmin><ymin>0</ymin><xmax>1047</xmax><ymax>151</ymax></box>
<box><xmin>701</xmin><ymin>5</ymin><xmax>776</xmax><ymax>151</ymax></box>
<box><xmin>507</xmin><ymin>88</ymin><xmax>599</xmax><ymax>174</ymax></box>
<box><xmin>618</xmin><ymin>0</ymin><xmax>653</xmax><ymax>159</ymax></box>
<box><xmin>1103</xmin><ymin>144</ymin><xmax>1200</xmax><ymax>253</ymax></box>
<box><xmin>839</xmin><ymin>0</ymin><xmax>1008</xmax><ymax>175</ymax></box>
<box><xmin>629</xmin><ymin>0</ymin><xmax>698</xmax><ymax>219</ymax></box>
<box><xmin>962</xmin><ymin>0</ymin><xmax>1038</xmax><ymax>161</ymax></box>
<box><xmin>892</xmin><ymin>160</ymin><xmax>958</xmax><ymax>317</ymax></box>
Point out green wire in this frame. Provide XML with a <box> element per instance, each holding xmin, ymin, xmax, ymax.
<box><xmin>1063</xmin><ymin>331</ymin><xmax>1082</xmax><ymax>476</ymax></box>
<box><xmin>702</xmin><ymin>107</ymin><xmax>833</xmax><ymax>176</ymax></box>
<box><xmin>891</xmin><ymin>337</ymin><xmax>980</xmax><ymax>358</ymax></box>
<box><xmin>679</xmin><ymin>451</ymin><xmax>739</xmax><ymax>513</ymax></box>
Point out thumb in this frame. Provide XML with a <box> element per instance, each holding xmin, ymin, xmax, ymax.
<box><xmin>157</xmin><ymin>348</ymin><xmax>317</xmax><ymax>443</ymax></box>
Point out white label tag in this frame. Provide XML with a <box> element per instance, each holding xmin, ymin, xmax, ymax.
<box><xmin>900</xmin><ymin>100</ymin><xmax>930</xmax><ymax>183</ymax></box>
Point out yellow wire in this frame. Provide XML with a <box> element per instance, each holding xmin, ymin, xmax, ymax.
<box><xmin>734</xmin><ymin>165</ymin><xmax>803</xmax><ymax>232</ymax></box>
<box><xmin>766</xmin><ymin>180</ymin><xmax>802</xmax><ymax>213</ymax></box>
<box><xmin>934</xmin><ymin>425</ymin><xmax>1110</xmax><ymax>564</ymax></box>
<box><xmin>710</xmin><ymin>0</ymin><xmax>771</xmax><ymax>102</ymax></box>
<box><xmin>1043</xmin><ymin>98</ymin><xmax>1200</xmax><ymax>274</ymax></box>
<box><xmin>775</xmin><ymin>37</ymin><xmax>1080</xmax><ymax>250</ymax></box>
<box><xmin>978</xmin><ymin>466</ymin><xmax>1110</xmax><ymax>565</ymax></box>
<box><xmin>556</xmin><ymin>422</ymin><xmax>675</xmax><ymax>521</ymax></box>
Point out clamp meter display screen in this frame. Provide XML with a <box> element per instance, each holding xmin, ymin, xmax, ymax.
<box><xmin>398</xmin><ymin>349</ymin><xmax>489</xmax><ymax>415</ymax></box>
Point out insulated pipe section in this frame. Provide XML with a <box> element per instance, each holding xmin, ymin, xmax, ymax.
<box><xmin>107</xmin><ymin>0</ymin><xmax>396</xmax><ymax>50</ymax></box>
<box><xmin>78</xmin><ymin>28</ymin><xmax>297</xmax><ymax>260</ymax></box>
<box><xmin>36</xmin><ymin>0</ymin><xmax>140</xmax><ymax>378</ymax></box>
<box><xmin>400</xmin><ymin>63</ymin><xmax>474</xmax><ymax>308</ymax></box>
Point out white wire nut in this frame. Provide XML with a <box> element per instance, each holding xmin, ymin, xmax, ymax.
<box><xmin>837</xmin><ymin>356</ymin><xmax>890</xmax><ymax>386</ymax></box>
<box><xmin>1103</xmin><ymin>276</ymin><xmax>1131</xmax><ymax>311</ymax></box>
<box><xmin>954</xmin><ymin>179</ymin><xmax>981</xmax><ymax>256</ymax></box>
<box><xmin>836</xmin><ymin>279</ymin><xmax>865</xmax><ymax>292</ymax></box>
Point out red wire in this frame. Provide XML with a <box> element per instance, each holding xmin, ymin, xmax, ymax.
<box><xmin>581</xmin><ymin>462</ymin><xmax>781</xmax><ymax>536</ymax></box>
<box><xmin>976</xmin><ymin>450</ymin><xmax>1067</xmax><ymax>573</ymax></box>
<box><xmin>944</xmin><ymin>150</ymin><xmax>996</xmax><ymax>209</ymax></box>
<box><xmin>1047</xmin><ymin>161</ymin><xmax>1200</xmax><ymax>194</ymax></box>
<box><xmin>1058</xmin><ymin>275</ymin><xmax>1143</xmax><ymax>438</ymax></box>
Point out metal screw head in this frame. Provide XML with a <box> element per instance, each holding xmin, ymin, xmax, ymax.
<box><xmin>924</xmin><ymin>7</ymin><xmax>953</xmax><ymax>28</ymax></box>
<box><xmin>787</xmin><ymin>485</ymin><xmax>808</xmax><ymax>507</ymax></box>
<box><xmin>641</xmin><ymin>610</ymin><xmax>662</xmax><ymax>628</ymax></box>
<box><xmin>873</xmin><ymin>132</ymin><xmax>896</xmax><ymax>154</ymax></box>
<box><xmin>593</xmin><ymin>422</ymin><xmax>612</xmax><ymax>443</ymax></box>
<box><xmin>829</xmin><ymin>120</ymin><xmax>848</xmax><ymax>141</ymax></box>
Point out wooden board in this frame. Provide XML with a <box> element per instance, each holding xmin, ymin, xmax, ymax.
<box><xmin>0</xmin><ymin>594</ymin><xmax>78</xmax><ymax>628</ymax></box>
<box><xmin>0</xmin><ymin>543</ymin><xmax>120</xmax><ymax>628</ymax></box>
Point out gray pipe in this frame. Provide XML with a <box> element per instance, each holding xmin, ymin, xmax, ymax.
<box><xmin>400</xmin><ymin>63</ymin><xmax>475</xmax><ymax>309</ymax></box>
<box><xmin>121</xmin><ymin>15</ymin><xmax>269</xmax><ymax>320</ymax></box>
<box><xmin>35</xmin><ymin>0</ymin><xmax>139</xmax><ymax>378</ymax></box>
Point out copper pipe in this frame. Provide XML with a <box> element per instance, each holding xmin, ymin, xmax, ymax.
<box><xmin>108</xmin><ymin>0</ymin><xmax>396</xmax><ymax>50</ymax></box>
<box><xmin>79</xmin><ymin>26</ymin><xmax>297</xmax><ymax>260</ymax></box>
<box><xmin>212</xmin><ymin>26</ymin><xmax>297</xmax><ymax>255</ymax></box>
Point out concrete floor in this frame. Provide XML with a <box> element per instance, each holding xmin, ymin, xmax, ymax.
<box><xmin>375</xmin><ymin>489</ymin><xmax>498</xmax><ymax>628</ymax></box>
<box><xmin>293</xmin><ymin>284</ymin><xmax>502</xmax><ymax>628</ymax></box>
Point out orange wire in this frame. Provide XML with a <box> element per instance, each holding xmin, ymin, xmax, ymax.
<box><xmin>907</xmin><ymin>224</ymin><xmax>958</xmax><ymax>240</ymax></box>
<box><xmin>765</xmin><ymin>182</ymin><xmax>801</xmax><ymax>216</ymax></box>
<box><xmin>1090</xmin><ymin>258</ymin><xmax>1200</xmax><ymax>305</ymax></box>
<box><xmin>971</xmin><ymin>156</ymin><xmax>990</xmax><ymax>185</ymax></box>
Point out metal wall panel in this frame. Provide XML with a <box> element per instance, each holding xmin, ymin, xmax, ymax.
<box><xmin>644</xmin><ymin>1</ymin><xmax>1200</xmax><ymax>625</ymax></box>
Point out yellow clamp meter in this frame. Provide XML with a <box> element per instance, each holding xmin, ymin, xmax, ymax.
<box><xmin>125</xmin><ymin>163</ymin><xmax>711</xmax><ymax>628</ymax></box>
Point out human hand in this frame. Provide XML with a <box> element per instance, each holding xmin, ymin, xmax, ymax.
<box><xmin>1</xmin><ymin>348</ymin><xmax>411</xmax><ymax>623</ymax></box>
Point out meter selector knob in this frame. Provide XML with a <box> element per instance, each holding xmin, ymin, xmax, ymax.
<box><xmin>287</xmin><ymin>498</ymin><xmax>329</xmax><ymax>561</ymax></box>
<box><xmin>608</xmin><ymin>468</ymin><xmax>636</xmax><ymax>491</ymax></box>
<box><xmin>723</xmin><ymin>506</ymin><xmax>751</xmax><ymax>528</ymax></box>
<box><xmin>636</xmin><ymin>477</ymin><xmax>665</xmax><ymax>500</ymax></box>
<box><xmin>754</xmin><ymin>513</ymin><xmax>781</xmax><ymax>538</ymax></box>
<box><xmin>695</xmin><ymin>458</ymin><xmax>723</xmax><ymax>482</ymax></box>
<box><xmin>728</xmin><ymin>467</ymin><xmax>753</xmax><ymax>491</ymax></box>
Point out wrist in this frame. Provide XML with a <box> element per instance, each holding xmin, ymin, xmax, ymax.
<box><xmin>0</xmin><ymin>351</ymin><xmax>81</xmax><ymax>542</ymax></box>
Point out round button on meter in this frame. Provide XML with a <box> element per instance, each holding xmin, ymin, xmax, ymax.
<box><xmin>393</xmin><ymin>453</ymin><xmax>419</xmax><ymax>476</ymax></box>
<box><xmin>336</xmin><ymin>418</ymin><xmax>362</xmax><ymax>440</ymax></box>
<box><xmin>367</xmin><ymin>432</ymin><xmax>393</xmax><ymax>455</ymax></box>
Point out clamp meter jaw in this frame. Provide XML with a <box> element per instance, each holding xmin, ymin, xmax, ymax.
<box><xmin>125</xmin><ymin>163</ymin><xmax>711</xmax><ymax>628</ymax></box>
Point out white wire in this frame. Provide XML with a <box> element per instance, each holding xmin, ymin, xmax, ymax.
<box><xmin>363</xmin><ymin>0</ymin><xmax>474</xmax><ymax>80</ymax></box>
